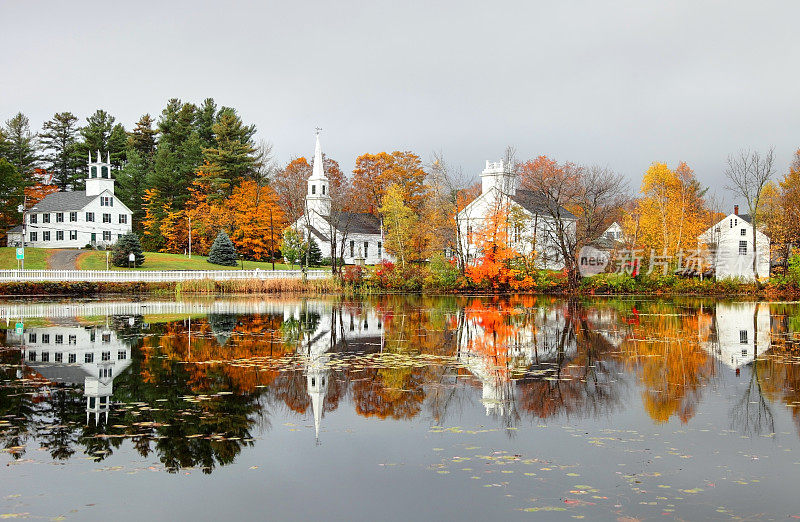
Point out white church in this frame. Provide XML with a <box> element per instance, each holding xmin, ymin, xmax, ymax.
<box><xmin>457</xmin><ymin>161</ymin><xmax>577</xmax><ymax>270</ymax></box>
<box><xmin>292</xmin><ymin>132</ymin><xmax>392</xmax><ymax>265</ymax></box>
<box><xmin>6</xmin><ymin>152</ymin><xmax>133</xmax><ymax>249</ymax></box>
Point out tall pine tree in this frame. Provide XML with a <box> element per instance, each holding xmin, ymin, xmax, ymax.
<box><xmin>40</xmin><ymin>112</ymin><xmax>80</xmax><ymax>189</ymax></box>
<box><xmin>3</xmin><ymin>112</ymin><xmax>38</xmax><ymax>179</ymax></box>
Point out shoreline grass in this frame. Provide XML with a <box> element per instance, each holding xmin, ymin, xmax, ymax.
<box><xmin>76</xmin><ymin>251</ymin><xmax>300</xmax><ymax>271</ymax></box>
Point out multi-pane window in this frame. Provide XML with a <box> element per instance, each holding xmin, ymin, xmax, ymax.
<box><xmin>312</xmin><ymin>185</ymin><xmax>316</xmax><ymax>194</ymax></box>
<box><xmin>41</xmin><ymin>352</ymin><xmax>49</xmax><ymax>362</ymax></box>
<box><xmin>28</xmin><ymin>333</ymin><xmax>36</xmax><ymax>343</ymax></box>
<box><xmin>43</xmin><ymin>231</ymin><xmax>50</xmax><ymax>241</ymax></box>
<box><xmin>102</xmin><ymin>351</ymin><xmax>110</xmax><ymax>361</ymax></box>
<box><xmin>56</xmin><ymin>212</ymin><xmax>64</xmax><ymax>222</ymax></box>
<box><xmin>118</xmin><ymin>351</ymin><xmax>127</xmax><ymax>360</ymax></box>
<box><xmin>85</xmin><ymin>353</ymin><xmax>94</xmax><ymax>363</ymax></box>
<box><xmin>378</xmin><ymin>242</ymin><xmax>382</xmax><ymax>258</ymax></box>
<box><xmin>350</xmin><ymin>241</ymin><xmax>355</xmax><ymax>258</ymax></box>
<box><xmin>29</xmin><ymin>231</ymin><xmax>37</xmax><ymax>241</ymax></box>
<box><xmin>28</xmin><ymin>352</ymin><xmax>36</xmax><ymax>361</ymax></box>
<box><xmin>69</xmin><ymin>212</ymin><xmax>77</xmax><ymax>222</ymax></box>
<box><xmin>69</xmin><ymin>231</ymin><xmax>77</xmax><ymax>240</ymax></box>
<box><xmin>68</xmin><ymin>335</ymin><xmax>76</xmax><ymax>345</ymax></box>
<box><xmin>68</xmin><ymin>353</ymin><xmax>76</xmax><ymax>364</ymax></box>
<box><xmin>740</xmin><ymin>330</ymin><xmax>748</xmax><ymax>344</ymax></box>
<box><xmin>103</xmin><ymin>231</ymin><xmax>111</xmax><ymax>241</ymax></box>
<box><xmin>364</xmin><ymin>242</ymin><xmax>369</xmax><ymax>257</ymax></box>
<box><xmin>30</xmin><ymin>214</ymin><xmax>37</xmax><ymax>224</ymax></box>
<box><xmin>42</xmin><ymin>334</ymin><xmax>50</xmax><ymax>343</ymax></box>
<box><xmin>119</xmin><ymin>214</ymin><xmax>127</xmax><ymax>224</ymax></box>
<box><xmin>86</xmin><ymin>212</ymin><xmax>95</xmax><ymax>222</ymax></box>
<box><xmin>739</xmin><ymin>240</ymin><xmax>748</xmax><ymax>255</ymax></box>
<box><xmin>55</xmin><ymin>334</ymin><xmax>63</xmax><ymax>344</ymax></box>
<box><xmin>54</xmin><ymin>352</ymin><xmax>62</xmax><ymax>363</ymax></box>
<box><xmin>43</xmin><ymin>213</ymin><xmax>50</xmax><ymax>223</ymax></box>
<box><xmin>102</xmin><ymin>333</ymin><xmax>110</xmax><ymax>343</ymax></box>
<box><xmin>56</xmin><ymin>231</ymin><xmax>64</xmax><ymax>241</ymax></box>
<box><xmin>741</xmin><ymin>228</ymin><xmax>746</xmax><ymax>236</ymax></box>
<box><xmin>102</xmin><ymin>213</ymin><xmax>111</xmax><ymax>223</ymax></box>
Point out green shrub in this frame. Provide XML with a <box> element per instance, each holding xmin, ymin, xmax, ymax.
<box><xmin>111</xmin><ymin>233</ymin><xmax>145</xmax><ymax>267</ymax></box>
<box><xmin>208</xmin><ymin>231</ymin><xmax>238</xmax><ymax>266</ymax></box>
<box><xmin>424</xmin><ymin>254</ymin><xmax>461</xmax><ymax>291</ymax></box>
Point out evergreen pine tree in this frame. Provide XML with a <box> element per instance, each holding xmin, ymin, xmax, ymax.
<box><xmin>208</xmin><ymin>230</ymin><xmax>239</xmax><ymax>266</ymax></box>
<box><xmin>73</xmin><ymin>110</ymin><xmax>127</xmax><ymax>180</ymax></box>
<box><xmin>40</xmin><ymin>112</ymin><xmax>80</xmax><ymax>189</ymax></box>
<box><xmin>0</xmin><ymin>158</ymin><xmax>24</xmax><ymax>235</ymax></box>
<box><xmin>3</xmin><ymin>112</ymin><xmax>38</xmax><ymax>178</ymax></box>
<box><xmin>116</xmin><ymin>150</ymin><xmax>149</xmax><ymax>232</ymax></box>
<box><xmin>128</xmin><ymin>114</ymin><xmax>157</xmax><ymax>159</ymax></box>
<box><xmin>112</xmin><ymin>233</ymin><xmax>145</xmax><ymax>267</ymax></box>
<box><xmin>306</xmin><ymin>237</ymin><xmax>323</xmax><ymax>266</ymax></box>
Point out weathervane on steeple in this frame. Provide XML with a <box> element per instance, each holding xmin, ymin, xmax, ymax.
<box><xmin>315</xmin><ymin>126</ymin><xmax>322</xmax><ymax>136</ymax></box>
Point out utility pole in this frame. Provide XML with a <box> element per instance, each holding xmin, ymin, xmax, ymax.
<box><xmin>19</xmin><ymin>195</ymin><xmax>26</xmax><ymax>270</ymax></box>
<box><xmin>188</xmin><ymin>215</ymin><xmax>192</xmax><ymax>258</ymax></box>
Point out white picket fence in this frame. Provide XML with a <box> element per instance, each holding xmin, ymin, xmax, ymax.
<box><xmin>0</xmin><ymin>269</ymin><xmax>331</xmax><ymax>283</ymax></box>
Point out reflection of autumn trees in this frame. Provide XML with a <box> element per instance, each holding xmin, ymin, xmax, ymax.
<box><xmin>618</xmin><ymin>302</ymin><xmax>715</xmax><ymax>424</ymax></box>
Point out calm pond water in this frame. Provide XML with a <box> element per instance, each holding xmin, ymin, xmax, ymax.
<box><xmin>1</xmin><ymin>295</ymin><xmax>800</xmax><ymax>520</ymax></box>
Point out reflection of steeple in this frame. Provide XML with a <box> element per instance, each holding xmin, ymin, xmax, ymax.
<box><xmin>701</xmin><ymin>302</ymin><xmax>770</xmax><ymax>369</ymax></box>
<box><xmin>307</xmin><ymin>351</ymin><xmax>329</xmax><ymax>443</ymax></box>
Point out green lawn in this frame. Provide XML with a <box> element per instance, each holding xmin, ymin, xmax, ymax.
<box><xmin>76</xmin><ymin>251</ymin><xmax>300</xmax><ymax>271</ymax></box>
<box><xmin>0</xmin><ymin>247</ymin><xmax>51</xmax><ymax>270</ymax></box>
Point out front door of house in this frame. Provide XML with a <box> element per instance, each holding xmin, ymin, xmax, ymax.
<box><xmin>91</xmin><ymin>233</ymin><xmax>96</xmax><ymax>244</ymax></box>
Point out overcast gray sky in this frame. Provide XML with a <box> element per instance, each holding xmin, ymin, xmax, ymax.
<box><xmin>2</xmin><ymin>0</ymin><xmax>799</xmax><ymax>206</ymax></box>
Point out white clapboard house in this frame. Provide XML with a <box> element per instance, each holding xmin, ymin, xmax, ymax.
<box><xmin>7</xmin><ymin>152</ymin><xmax>133</xmax><ymax>249</ymax></box>
<box><xmin>457</xmin><ymin>160</ymin><xmax>577</xmax><ymax>270</ymax></box>
<box><xmin>291</xmin><ymin>132</ymin><xmax>392</xmax><ymax>265</ymax></box>
<box><xmin>698</xmin><ymin>206</ymin><xmax>770</xmax><ymax>281</ymax></box>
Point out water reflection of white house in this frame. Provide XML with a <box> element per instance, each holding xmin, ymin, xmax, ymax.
<box><xmin>700</xmin><ymin>302</ymin><xmax>771</xmax><ymax>369</ymax></box>
<box><xmin>283</xmin><ymin>302</ymin><xmax>385</xmax><ymax>442</ymax></box>
<box><xmin>8</xmin><ymin>324</ymin><xmax>132</xmax><ymax>425</ymax></box>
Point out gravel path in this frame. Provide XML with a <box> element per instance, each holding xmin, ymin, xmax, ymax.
<box><xmin>46</xmin><ymin>249</ymin><xmax>85</xmax><ymax>270</ymax></box>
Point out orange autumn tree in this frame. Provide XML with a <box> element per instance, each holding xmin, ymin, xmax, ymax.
<box><xmin>180</xmin><ymin>165</ymin><xmax>286</xmax><ymax>259</ymax></box>
<box><xmin>466</xmin><ymin>203</ymin><xmax>520</xmax><ymax>289</ymax></box>
<box><xmin>25</xmin><ymin>169</ymin><xmax>59</xmax><ymax>205</ymax></box>
<box><xmin>351</xmin><ymin>151</ymin><xmax>428</xmax><ymax>214</ymax></box>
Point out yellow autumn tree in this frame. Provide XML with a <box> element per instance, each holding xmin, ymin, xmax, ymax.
<box><xmin>625</xmin><ymin>162</ymin><xmax>710</xmax><ymax>259</ymax></box>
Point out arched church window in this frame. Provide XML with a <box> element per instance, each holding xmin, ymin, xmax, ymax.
<box><xmin>101</xmin><ymin>166</ymin><xmax>108</xmax><ymax>178</ymax></box>
<box><xmin>91</xmin><ymin>166</ymin><xmax>97</xmax><ymax>178</ymax></box>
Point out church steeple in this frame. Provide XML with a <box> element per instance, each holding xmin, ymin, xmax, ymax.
<box><xmin>86</xmin><ymin>150</ymin><xmax>116</xmax><ymax>197</ymax></box>
<box><xmin>306</xmin><ymin>129</ymin><xmax>331</xmax><ymax>217</ymax></box>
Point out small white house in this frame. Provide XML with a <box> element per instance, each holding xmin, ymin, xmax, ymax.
<box><xmin>457</xmin><ymin>160</ymin><xmax>577</xmax><ymax>270</ymax></box>
<box><xmin>7</xmin><ymin>152</ymin><xmax>133</xmax><ymax>249</ymax></box>
<box><xmin>698</xmin><ymin>207</ymin><xmax>770</xmax><ymax>281</ymax></box>
<box><xmin>292</xmin><ymin>132</ymin><xmax>392</xmax><ymax>265</ymax></box>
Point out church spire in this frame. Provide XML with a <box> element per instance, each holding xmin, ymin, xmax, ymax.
<box><xmin>305</xmin><ymin>128</ymin><xmax>331</xmax><ymax>216</ymax></box>
<box><xmin>310</xmin><ymin>127</ymin><xmax>326</xmax><ymax>180</ymax></box>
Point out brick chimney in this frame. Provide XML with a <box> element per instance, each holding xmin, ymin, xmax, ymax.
<box><xmin>734</xmin><ymin>205</ymin><xmax>739</xmax><ymax>216</ymax></box>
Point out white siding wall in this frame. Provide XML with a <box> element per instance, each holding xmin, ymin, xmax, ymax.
<box><xmin>25</xmin><ymin>191</ymin><xmax>132</xmax><ymax>249</ymax></box>
<box><xmin>457</xmin><ymin>191</ymin><xmax>573</xmax><ymax>270</ymax></box>
<box><xmin>700</xmin><ymin>214</ymin><xmax>770</xmax><ymax>281</ymax></box>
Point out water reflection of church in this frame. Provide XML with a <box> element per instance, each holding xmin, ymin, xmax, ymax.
<box><xmin>284</xmin><ymin>302</ymin><xmax>384</xmax><ymax>442</ymax></box>
<box><xmin>8</xmin><ymin>323</ymin><xmax>132</xmax><ymax>425</ymax></box>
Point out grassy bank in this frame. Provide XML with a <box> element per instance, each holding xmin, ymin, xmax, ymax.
<box><xmin>0</xmin><ymin>247</ymin><xmax>52</xmax><ymax>270</ymax></box>
<box><xmin>0</xmin><ymin>277</ymin><xmax>340</xmax><ymax>296</ymax></box>
<box><xmin>77</xmin><ymin>251</ymin><xmax>296</xmax><ymax>271</ymax></box>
